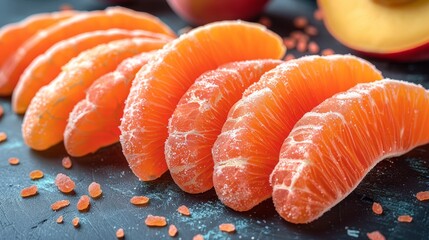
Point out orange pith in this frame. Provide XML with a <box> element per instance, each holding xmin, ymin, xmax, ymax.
<box><xmin>271</xmin><ymin>79</ymin><xmax>429</xmax><ymax>224</ymax></box>
<box><xmin>120</xmin><ymin>20</ymin><xmax>286</xmax><ymax>182</ymax></box>
<box><xmin>212</xmin><ymin>55</ymin><xmax>383</xmax><ymax>212</ymax></box>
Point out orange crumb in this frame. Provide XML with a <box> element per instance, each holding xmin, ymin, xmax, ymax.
<box><xmin>258</xmin><ymin>16</ymin><xmax>272</xmax><ymax>28</ymax></box>
<box><xmin>313</xmin><ymin>9</ymin><xmax>324</xmax><ymax>21</ymax></box>
<box><xmin>51</xmin><ymin>200</ymin><xmax>70</xmax><ymax>211</ymax></box>
<box><xmin>72</xmin><ymin>217</ymin><xmax>80</xmax><ymax>228</ymax></box>
<box><xmin>145</xmin><ymin>215</ymin><xmax>167</xmax><ymax>227</ymax></box>
<box><xmin>60</xmin><ymin>3</ymin><xmax>73</xmax><ymax>11</ymax></box>
<box><xmin>168</xmin><ymin>224</ymin><xmax>178</xmax><ymax>237</ymax></box>
<box><xmin>283</xmin><ymin>37</ymin><xmax>296</xmax><ymax>49</ymax></box>
<box><xmin>367</xmin><ymin>231</ymin><xmax>385</xmax><ymax>240</ymax></box>
<box><xmin>304</xmin><ymin>25</ymin><xmax>318</xmax><ymax>36</ymax></box>
<box><xmin>308</xmin><ymin>41</ymin><xmax>320</xmax><ymax>54</ymax></box>
<box><xmin>178</xmin><ymin>26</ymin><xmax>193</xmax><ymax>35</ymax></box>
<box><xmin>0</xmin><ymin>132</ymin><xmax>7</xmax><ymax>142</ymax></box>
<box><xmin>55</xmin><ymin>173</ymin><xmax>75</xmax><ymax>193</ymax></box>
<box><xmin>8</xmin><ymin>157</ymin><xmax>19</xmax><ymax>165</ymax></box>
<box><xmin>398</xmin><ymin>215</ymin><xmax>413</xmax><ymax>223</ymax></box>
<box><xmin>29</xmin><ymin>169</ymin><xmax>44</xmax><ymax>180</ymax></box>
<box><xmin>116</xmin><ymin>228</ymin><xmax>125</xmax><ymax>239</ymax></box>
<box><xmin>21</xmin><ymin>185</ymin><xmax>38</xmax><ymax>198</ymax></box>
<box><xmin>290</xmin><ymin>31</ymin><xmax>305</xmax><ymax>41</ymax></box>
<box><xmin>293</xmin><ymin>16</ymin><xmax>308</xmax><ymax>28</ymax></box>
<box><xmin>177</xmin><ymin>205</ymin><xmax>191</xmax><ymax>216</ymax></box>
<box><xmin>219</xmin><ymin>223</ymin><xmax>236</xmax><ymax>233</ymax></box>
<box><xmin>372</xmin><ymin>202</ymin><xmax>383</xmax><ymax>215</ymax></box>
<box><xmin>88</xmin><ymin>182</ymin><xmax>102</xmax><ymax>198</ymax></box>
<box><xmin>321</xmin><ymin>48</ymin><xmax>335</xmax><ymax>56</ymax></box>
<box><xmin>130</xmin><ymin>196</ymin><xmax>149</xmax><ymax>205</ymax></box>
<box><xmin>416</xmin><ymin>191</ymin><xmax>429</xmax><ymax>201</ymax></box>
<box><xmin>62</xmin><ymin>156</ymin><xmax>72</xmax><ymax>169</ymax></box>
<box><xmin>56</xmin><ymin>215</ymin><xmax>64</xmax><ymax>224</ymax></box>
<box><xmin>284</xmin><ymin>54</ymin><xmax>295</xmax><ymax>61</ymax></box>
<box><xmin>193</xmin><ymin>234</ymin><xmax>204</xmax><ymax>240</ymax></box>
<box><xmin>296</xmin><ymin>40</ymin><xmax>307</xmax><ymax>52</ymax></box>
<box><xmin>77</xmin><ymin>195</ymin><xmax>91</xmax><ymax>212</ymax></box>
<box><xmin>0</xmin><ymin>105</ymin><xmax>3</xmax><ymax>117</ymax></box>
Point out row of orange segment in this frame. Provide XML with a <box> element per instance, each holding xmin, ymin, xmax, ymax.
<box><xmin>2</xmin><ymin>7</ymin><xmax>428</xmax><ymax>225</ymax></box>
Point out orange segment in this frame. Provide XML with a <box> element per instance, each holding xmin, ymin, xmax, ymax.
<box><xmin>12</xmin><ymin>29</ymin><xmax>172</xmax><ymax>114</ymax></box>
<box><xmin>64</xmin><ymin>51</ymin><xmax>157</xmax><ymax>157</ymax></box>
<box><xmin>0</xmin><ymin>6</ymin><xmax>175</xmax><ymax>96</ymax></box>
<box><xmin>271</xmin><ymin>79</ymin><xmax>429</xmax><ymax>224</ymax></box>
<box><xmin>22</xmin><ymin>38</ymin><xmax>168</xmax><ymax>150</ymax></box>
<box><xmin>212</xmin><ymin>55</ymin><xmax>383</xmax><ymax>212</ymax></box>
<box><xmin>166</xmin><ymin>59</ymin><xmax>282</xmax><ymax>193</ymax></box>
<box><xmin>0</xmin><ymin>10</ymin><xmax>77</xmax><ymax>68</ymax></box>
<box><xmin>120</xmin><ymin>20</ymin><xmax>286</xmax><ymax>181</ymax></box>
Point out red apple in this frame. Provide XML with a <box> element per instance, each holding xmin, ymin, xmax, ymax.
<box><xmin>167</xmin><ymin>0</ymin><xmax>270</xmax><ymax>26</ymax></box>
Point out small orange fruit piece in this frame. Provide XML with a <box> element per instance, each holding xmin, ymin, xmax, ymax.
<box><xmin>8</xmin><ymin>157</ymin><xmax>19</xmax><ymax>165</ymax></box>
<box><xmin>293</xmin><ymin>16</ymin><xmax>308</xmax><ymax>28</ymax></box>
<box><xmin>177</xmin><ymin>205</ymin><xmax>190</xmax><ymax>216</ymax></box>
<box><xmin>193</xmin><ymin>234</ymin><xmax>204</xmax><ymax>240</ymax></box>
<box><xmin>372</xmin><ymin>202</ymin><xmax>383</xmax><ymax>215</ymax></box>
<box><xmin>116</xmin><ymin>228</ymin><xmax>125</xmax><ymax>238</ymax></box>
<box><xmin>77</xmin><ymin>195</ymin><xmax>91</xmax><ymax>211</ymax></box>
<box><xmin>29</xmin><ymin>169</ymin><xmax>44</xmax><ymax>180</ymax></box>
<box><xmin>62</xmin><ymin>156</ymin><xmax>72</xmax><ymax>169</ymax></box>
<box><xmin>72</xmin><ymin>217</ymin><xmax>80</xmax><ymax>228</ymax></box>
<box><xmin>51</xmin><ymin>200</ymin><xmax>70</xmax><ymax>211</ymax></box>
<box><xmin>21</xmin><ymin>185</ymin><xmax>38</xmax><ymax>198</ymax></box>
<box><xmin>367</xmin><ymin>231</ymin><xmax>385</xmax><ymax>240</ymax></box>
<box><xmin>88</xmin><ymin>181</ymin><xmax>102</xmax><ymax>198</ymax></box>
<box><xmin>416</xmin><ymin>191</ymin><xmax>429</xmax><ymax>201</ymax></box>
<box><xmin>145</xmin><ymin>215</ymin><xmax>167</xmax><ymax>227</ymax></box>
<box><xmin>130</xmin><ymin>196</ymin><xmax>149</xmax><ymax>205</ymax></box>
<box><xmin>304</xmin><ymin>25</ymin><xmax>318</xmax><ymax>36</ymax></box>
<box><xmin>168</xmin><ymin>224</ymin><xmax>178</xmax><ymax>237</ymax></box>
<box><xmin>219</xmin><ymin>223</ymin><xmax>236</xmax><ymax>233</ymax></box>
<box><xmin>0</xmin><ymin>132</ymin><xmax>8</xmax><ymax>142</ymax></box>
<box><xmin>56</xmin><ymin>215</ymin><xmax>64</xmax><ymax>224</ymax></box>
<box><xmin>398</xmin><ymin>215</ymin><xmax>413</xmax><ymax>223</ymax></box>
<box><xmin>321</xmin><ymin>48</ymin><xmax>335</xmax><ymax>56</ymax></box>
<box><xmin>55</xmin><ymin>173</ymin><xmax>75</xmax><ymax>193</ymax></box>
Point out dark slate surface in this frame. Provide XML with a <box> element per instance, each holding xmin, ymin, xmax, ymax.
<box><xmin>0</xmin><ymin>0</ymin><xmax>428</xmax><ymax>239</ymax></box>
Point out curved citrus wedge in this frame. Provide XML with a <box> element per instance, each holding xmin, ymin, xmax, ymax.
<box><xmin>165</xmin><ymin>59</ymin><xmax>282</xmax><ymax>193</ymax></box>
<box><xmin>13</xmin><ymin>29</ymin><xmax>173</xmax><ymax>114</ymax></box>
<box><xmin>0</xmin><ymin>10</ymin><xmax>77</xmax><ymax>68</ymax></box>
<box><xmin>64</xmin><ymin>51</ymin><xmax>156</xmax><ymax>157</ymax></box>
<box><xmin>212</xmin><ymin>55</ymin><xmax>383</xmax><ymax>211</ymax></box>
<box><xmin>22</xmin><ymin>38</ymin><xmax>169</xmax><ymax>150</ymax></box>
<box><xmin>0</xmin><ymin>6</ymin><xmax>175</xmax><ymax>96</ymax></box>
<box><xmin>271</xmin><ymin>79</ymin><xmax>429</xmax><ymax>224</ymax></box>
<box><xmin>120</xmin><ymin>20</ymin><xmax>285</xmax><ymax>181</ymax></box>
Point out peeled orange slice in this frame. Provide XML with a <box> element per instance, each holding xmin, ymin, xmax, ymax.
<box><xmin>165</xmin><ymin>59</ymin><xmax>282</xmax><ymax>193</ymax></box>
<box><xmin>271</xmin><ymin>79</ymin><xmax>429</xmax><ymax>223</ymax></box>
<box><xmin>64</xmin><ymin>51</ymin><xmax>156</xmax><ymax>157</ymax></box>
<box><xmin>120</xmin><ymin>20</ymin><xmax>286</xmax><ymax>181</ymax></box>
<box><xmin>212</xmin><ymin>55</ymin><xmax>383</xmax><ymax>211</ymax></box>
<box><xmin>0</xmin><ymin>6</ymin><xmax>175</xmax><ymax>96</ymax></box>
<box><xmin>22</xmin><ymin>38</ymin><xmax>168</xmax><ymax>150</ymax></box>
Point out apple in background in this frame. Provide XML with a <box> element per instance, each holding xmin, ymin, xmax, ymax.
<box><xmin>166</xmin><ymin>0</ymin><xmax>271</xmax><ymax>26</ymax></box>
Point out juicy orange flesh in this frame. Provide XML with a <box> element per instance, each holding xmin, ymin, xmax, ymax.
<box><xmin>166</xmin><ymin>60</ymin><xmax>282</xmax><ymax>193</ymax></box>
<box><xmin>212</xmin><ymin>55</ymin><xmax>383</xmax><ymax>211</ymax></box>
<box><xmin>22</xmin><ymin>38</ymin><xmax>167</xmax><ymax>150</ymax></box>
<box><xmin>64</xmin><ymin>51</ymin><xmax>156</xmax><ymax>157</ymax></box>
<box><xmin>271</xmin><ymin>80</ymin><xmax>429</xmax><ymax>224</ymax></box>
<box><xmin>120</xmin><ymin>21</ymin><xmax>285</xmax><ymax>181</ymax></box>
<box><xmin>13</xmin><ymin>29</ymin><xmax>171</xmax><ymax>113</ymax></box>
